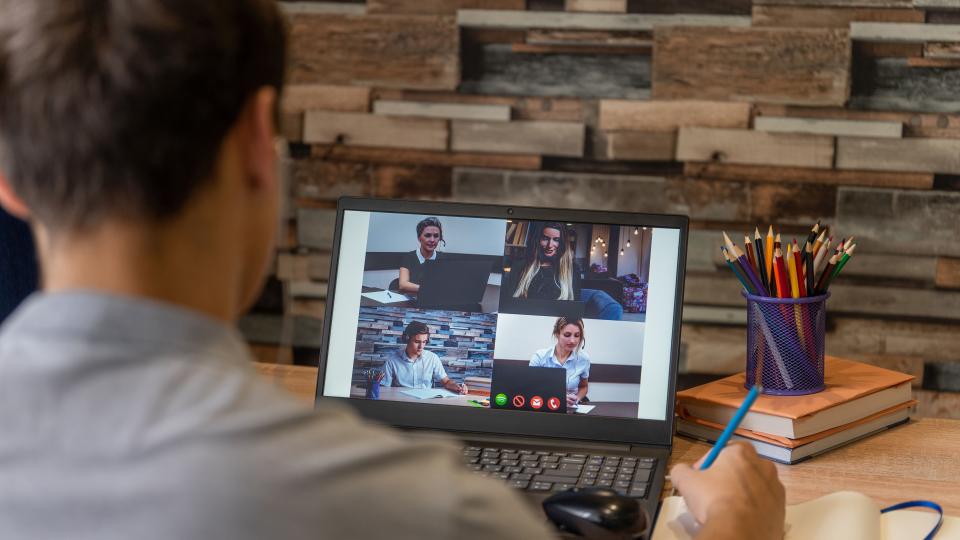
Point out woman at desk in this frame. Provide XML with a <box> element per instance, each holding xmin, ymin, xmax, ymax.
<box><xmin>397</xmin><ymin>217</ymin><xmax>445</xmax><ymax>293</ymax></box>
<box><xmin>511</xmin><ymin>221</ymin><xmax>581</xmax><ymax>301</ymax></box>
<box><xmin>529</xmin><ymin>317</ymin><xmax>590</xmax><ymax>408</ymax></box>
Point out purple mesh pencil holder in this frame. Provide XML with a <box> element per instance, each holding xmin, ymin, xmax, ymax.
<box><xmin>744</xmin><ymin>291</ymin><xmax>829</xmax><ymax>396</ymax></box>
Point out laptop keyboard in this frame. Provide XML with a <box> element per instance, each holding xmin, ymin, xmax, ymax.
<box><xmin>462</xmin><ymin>445</ymin><xmax>656</xmax><ymax>498</ymax></box>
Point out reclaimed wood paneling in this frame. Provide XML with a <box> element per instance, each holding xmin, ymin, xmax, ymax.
<box><xmin>373</xmin><ymin>100</ymin><xmax>510</xmax><ymax>121</ymax></box>
<box><xmin>684</xmin><ymin>162</ymin><xmax>934</xmax><ymax>189</ymax></box>
<box><xmin>460</xmin><ymin>44</ymin><xmax>651</xmax><ymax>99</ymax></box>
<box><xmin>598</xmin><ymin>100</ymin><xmax>751</xmax><ymax>131</ymax></box>
<box><xmin>456</xmin><ymin>10</ymin><xmax>751</xmax><ymax>30</ymax></box>
<box><xmin>372</xmin><ymin>89</ymin><xmax>585</xmax><ymax>122</ymax></box>
<box><xmin>926</xmin><ymin>42</ymin><xmax>960</xmax><ymax>58</ymax></box>
<box><xmin>937</xmin><ymin>258</ymin><xmax>960</xmax><ymax>289</ymax></box>
<box><xmin>309</xmin><ymin>144</ymin><xmax>542</xmax><ymax>170</ymax></box>
<box><xmin>296</xmin><ymin>208</ymin><xmax>337</xmax><ymax>250</ymax></box>
<box><xmin>368</xmin><ymin>0</ymin><xmax>524</xmax><ymax>15</ymax></box>
<box><xmin>451</xmin><ymin>120</ymin><xmax>585</xmax><ymax>157</ymax></box>
<box><xmin>566</xmin><ymin>0</ymin><xmax>627</xmax><ymax>11</ymax></box>
<box><xmin>277</xmin><ymin>253</ymin><xmax>332</xmax><ymax>282</ymax></box>
<box><xmin>751</xmin><ymin>6</ymin><xmax>925</xmax><ymax>27</ymax></box>
<box><xmin>851</xmin><ymin>58</ymin><xmax>960</xmax><ymax>113</ymax></box>
<box><xmin>907</xmin><ymin>56</ymin><xmax>960</xmax><ymax>67</ymax></box>
<box><xmin>754</xmin><ymin>116</ymin><xmax>903</xmax><ymax>138</ymax></box>
<box><xmin>754</xmin><ymin>103</ymin><xmax>960</xmax><ymax>139</ymax></box>
<box><xmin>676</xmin><ymin>128</ymin><xmax>835</xmax><ymax>168</ymax></box>
<box><xmin>280</xmin><ymin>2</ymin><xmax>366</xmax><ymax>15</ymax></box>
<box><xmin>851</xmin><ymin>22</ymin><xmax>960</xmax><ymax>42</ymax></box>
<box><xmin>287</xmin><ymin>13</ymin><xmax>458</xmax><ymax>90</ymax></box>
<box><xmin>854</xmin><ymin>41</ymin><xmax>924</xmax><ymax>58</ymax></box>
<box><xmin>835</xmin><ymin>187</ymin><xmax>960</xmax><ymax>257</ymax></box>
<box><xmin>603</xmin><ymin>131</ymin><xmax>677</xmax><ymax>160</ymax></box>
<box><xmin>652</xmin><ymin>27</ymin><xmax>851</xmax><ymax>106</ymax></box>
<box><xmin>373</xmin><ymin>165</ymin><xmax>453</xmax><ymax>199</ymax></box>
<box><xmin>915</xmin><ymin>0</ymin><xmax>960</xmax><ymax>8</ymax></box>
<box><xmin>509</xmin><ymin>43</ymin><xmax>647</xmax><ymax>54</ymax></box>
<box><xmin>626</xmin><ymin>0</ymin><xmax>751</xmax><ymax>14</ymax></box>
<box><xmin>290</xmin><ymin>158</ymin><xmax>372</xmax><ymax>200</ymax></box>
<box><xmin>752</xmin><ymin>0</ymin><xmax>912</xmax><ymax>6</ymax></box>
<box><xmin>526</xmin><ymin>29</ymin><xmax>652</xmax><ymax>47</ymax></box>
<box><xmin>282</xmin><ymin>84</ymin><xmax>371</xmax><ymax>113</ymax></box>
<box><xmin>836</xmin><ymin>137</ymin><xmax>960</xmax><ymax>173</ymax></box>
<box><xmin>303</xmin><ymin>111</ymin><xmax>448</xmax><ymax>151</ymax></box>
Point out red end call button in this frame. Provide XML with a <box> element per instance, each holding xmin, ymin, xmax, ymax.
<box><xmin>547</xmin><ymin>397</ymin><xmax>561</xmax><ymax>410</ymax></box>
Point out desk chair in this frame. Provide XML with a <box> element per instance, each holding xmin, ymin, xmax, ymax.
<box><xmin>0</xmin><ymin>207</ymin><xmax>37</xmax><ymax>324</ymax></box>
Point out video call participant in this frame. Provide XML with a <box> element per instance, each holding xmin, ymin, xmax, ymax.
<box><xmin>382</xmin><ymin>321</ymin><xmax>467</xmax><ymax>394</ymax></box>
<box><xmin>510</xmin><ymin>221</ymin><xmax>581</xmax><ymax>301</ymax></box>
<box><xmin>397</xmin><ymin>217</ymin><xmax>444</xmax><ymax>293</ymax></box>
<box><xmin>529</xmin><ymin>317</ymin><xmax>590</xmax><ymax>408</ymax></box>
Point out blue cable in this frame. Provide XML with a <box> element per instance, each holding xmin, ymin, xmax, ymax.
<box><xmin>881</xmin><ymin>500</ymin><xmax>944</xmax><ymax>540</ymax></box>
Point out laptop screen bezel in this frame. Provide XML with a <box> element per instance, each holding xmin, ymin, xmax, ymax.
<box><xmin>314</xmin><ymin>197</ymin><xmax>687</xmax><ymax>447</ymax></box>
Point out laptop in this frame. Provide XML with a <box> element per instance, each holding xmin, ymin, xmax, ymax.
<box><xmin>490</xmin><ymin>364</ymin><xmax>568</xmax><ymax>414</ymax></box>
<box><xmin>418</xmin><ymin>259</ymin><xmax>491</xmax><ymax>311</ymax></box>
<box><xmin>316</xmin><ymin>198</ymin><xmax>688</xmax><ymax>527</ymax></box>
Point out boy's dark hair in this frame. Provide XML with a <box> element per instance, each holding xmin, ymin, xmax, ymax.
<box><xmin>401</xmin><ymin>321</ymin><xmax>430</xmax><ymax>344</ymax></box>
<box><xmin>0</xmin><ymin>0</ymin><xmax>287</xmax><ymax>231</ymax></box>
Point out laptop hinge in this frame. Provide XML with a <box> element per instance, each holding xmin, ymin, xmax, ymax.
<box><xmin>401</xmin><ymin>427</ymin><xmax>669</xmax><ymax>454</ymax></box>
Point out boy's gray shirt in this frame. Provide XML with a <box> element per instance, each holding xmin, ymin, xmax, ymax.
<box><xmin>0</xmin><ymin>291</ymin><xmax>552</xmax><ymax>539</ymax></box>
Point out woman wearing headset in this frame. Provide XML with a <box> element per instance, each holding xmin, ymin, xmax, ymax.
<box><xmin>397</xmin><ymin>217</ymin><xmax>445</xmax><ymax>293</ymax></box>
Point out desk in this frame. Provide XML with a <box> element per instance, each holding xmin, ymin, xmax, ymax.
<box><xmin>360</xmin><ymin>286</ymin><xmax>415</xmax><ymax>308</ymax></box>
<box><xmin>255</xmin><ymin>362</ymin><xmax>960</xmax><ymax>515</ymax></box>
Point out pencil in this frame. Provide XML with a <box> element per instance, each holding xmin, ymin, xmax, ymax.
<box><xmin>754</xmin><ymin>228</ymin><xmax>769</xmax><ymax>297</ymax></box>
<box><xmin>805</xmin><ymin>242</ymin><xmax>815</xmax><ymax>297</ymax></box>
<box><xmin>815</xmin><ymin>254</ymin><xmax>838</xmax><ymax>294</ymax></box>
<box><xmin>725</xmin><ymin>233</ymin><xmax>768</xmax><ymax>295</ymax></box>
<box><xmin>774</xmin><ymin>247</ymin><xmax>789</xmax><ymax>299</ymax></box>
<box><xmin>722</xmin><ymin>247</ymin><xmax>755</xmax><ymax>294</ymax></box>
<box><xmin>765</xmin><ymin>226</ymin><xmax>775</xmax><ymax>293</ymax></box>
<box><xmin>699</xmin><ymin>385</ymin><xmax>760</xmax><ymax>470</ymax></box>
<box><xmin>812</xmin><ymin>230</ymin><xmax>825</xmax><ymax>258</ymax></box>
<box><xmin>787</xmin><ymin>243</ymin><xmax>800</xmax><ymax>299</ymax></box>
<box><xmin>744</xmin><ymin>235</ymin><xmax>757</xmax><ymax>274</ymax></box>
<box><xmin>832</xmin><ymin>243</ymin><xmax>857</xmax><ymax>280</ymax></box>
<box><xmin>795</xmin><ymin>241</ymin><xmax>807</xmax><ymax>297</ymax></box>
<box><xmin>813</xmin><ymin>237</ymin><xmax>830</xmax><ymax>279</ymax></box>
<box><xmin>801</xmin><ymin>222</ymin><xmax>819</xmax><ymax>265</ymax></box>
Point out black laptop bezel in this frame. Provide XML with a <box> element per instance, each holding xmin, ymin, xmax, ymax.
<box><xmin>315</xmin><ymin>197</ymin><xmax>688</xmax><ymax>447</ymax></box>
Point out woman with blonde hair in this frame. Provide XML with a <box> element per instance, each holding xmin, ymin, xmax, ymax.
<box><xmin>529</xmin><ymin>317</ymin><xmax>590</xmax><ymax>407</ymax></box>
<box><xmin>511</xmin><ymin>221</ymin><xmax>581</xmax><ymax>301</ymax></box>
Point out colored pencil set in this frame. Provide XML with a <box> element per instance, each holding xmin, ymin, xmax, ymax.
<box><xmin>720</xmin><ymin>222</ymin><xmax>856</xmax><ymax>299</ymax></box>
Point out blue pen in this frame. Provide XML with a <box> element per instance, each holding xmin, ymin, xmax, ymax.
<box><xmin>699</xmin><ymin>385</ymin><xmax>760</xmax><ymax>470</ymax></box>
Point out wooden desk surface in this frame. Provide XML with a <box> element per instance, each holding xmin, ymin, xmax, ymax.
<box><xmin>255</xmin><ymin>362</ymin><xmax>960</xmax><ymax>515</ymax></box>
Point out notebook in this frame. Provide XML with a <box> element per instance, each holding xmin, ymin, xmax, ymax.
<box><xmin>676</xmin><ymin>357</ymin><xmax>914</xmax><ymax>439</ymax></box>
<box><xmin>653</xmin><ymin>491</ymin><xmax>959</xmax><ymax>540</ymax></box>
<box><xmin>676</xmin><ymin>402</ymin><xmax>914</xmax><ymax>464</ymax></box>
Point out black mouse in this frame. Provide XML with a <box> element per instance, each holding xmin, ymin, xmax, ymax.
<box><xmin>542</xmin><ymin>487</ymin><xmax>649</xmax><ymax>539</ymax></box>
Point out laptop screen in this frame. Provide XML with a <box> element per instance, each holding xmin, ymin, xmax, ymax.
<box><xmin>321</xmin><ymin>209</ymin><xmax>682</xmax><ymax>422</ymax></box>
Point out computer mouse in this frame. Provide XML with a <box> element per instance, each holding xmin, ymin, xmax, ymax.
<box><xmin>542</xmin><ymin>487</ymin><xmax>649</xmax><ymax>539</ymax></box>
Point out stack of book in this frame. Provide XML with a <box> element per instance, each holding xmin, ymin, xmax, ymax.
<box><xmin>464</xmin><ymin>376</ymin><xmax>492</xmax><ymax>396</ymax></box>
<box><xmin>676</xmin><ymin>356</ymin><xmax>916</xmax><ymax>464</ymax></box>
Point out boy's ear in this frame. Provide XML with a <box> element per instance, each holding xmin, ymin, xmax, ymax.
<box><xmin>244</xmin><ymin>86</ymin><xmax>279</xmax><ymax>190</ymax></box>
<box><xmin>0</xmin><ymin>172</ymin><xmax>31</xmax><ymax>220</ymax></box>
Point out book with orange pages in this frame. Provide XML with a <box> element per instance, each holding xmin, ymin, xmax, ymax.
<box><xmin>677</xmin><ymin>401</ymin><xmax>915</xmax><ymax>464</ymax></box>
<box><xmin>676</xmin><ymin>356</ymin><xmax>914</xmax><ymax>439</ymax></box>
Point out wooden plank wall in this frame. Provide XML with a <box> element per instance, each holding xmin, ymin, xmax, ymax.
<box><xmin>251</xmin><ymin>0</ymin><xmax>960</xmax><ymax>418</ymax></box>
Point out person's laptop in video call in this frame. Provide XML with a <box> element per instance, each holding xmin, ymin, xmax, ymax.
<box><xmin>315</xmin><ymin>197</ymin><xmax>688</xmax><ymax>523</ymax></box>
